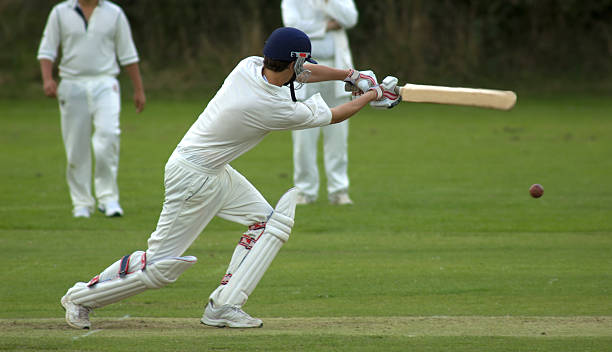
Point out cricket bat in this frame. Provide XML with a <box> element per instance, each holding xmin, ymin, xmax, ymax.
<box><xmin>397</xmin><ymin>83</ymin><xmax>517</xmax><ymax>110</ymax></box>
<box><xmin>346</xmin><ymin>81</ymin><xmax>517</xmax><ymax>110</ymax></box>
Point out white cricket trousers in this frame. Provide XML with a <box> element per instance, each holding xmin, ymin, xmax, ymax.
<box><xmin>57</xmin><ymin>76</ymin><xmax>121</xmax><ymax>210</ymax></box>
<box><xmin>292</xmin><ymin>79</ymin><xmax>350</xmax><ymax>199</ymax></box>
<box><xmin>145</xmin><ymin>151</ymin><xmax>273</xmax><ymax>261</ymax></box>
<box><xmin>67</xmin><ymin>151</ymin><xmax>274</xmax><ymax>308</ymax></box>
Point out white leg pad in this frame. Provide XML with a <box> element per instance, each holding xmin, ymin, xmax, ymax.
<box><xmin>69</xmin><ymin>255</ymin><xmax>197</xmax><ymax>308</ymax></box>
<box><xmin>219</xmin><ymin>223</ymin><xmax>266</xmax><ymax>285</ymax></box>
<box><xmin>214</xmin><ymin>188</ymin><xmax>297</xmax><ymax>306</ymax></box>
<box><xmin>140</xmin><ymin>256</ymin><xmax>197</xmax><ymax>288</ymax></box>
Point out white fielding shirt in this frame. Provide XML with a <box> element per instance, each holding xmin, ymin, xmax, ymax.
<box><xmin>281</xmin><ymin>0</ymin><xmax>358</xmax><ymax>59</ymax></box>
<box><xmin>177</xmin><ymin>56</ymin><xmax>333</xmax><ymax>172</ymax></box>
<box><xmin>37</xmin><ymin>0</ymin><xmax>139</xmax><ymax>79</ymax></box>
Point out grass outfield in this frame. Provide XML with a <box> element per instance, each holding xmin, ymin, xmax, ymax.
<box><xmin>0</xmin><ymin>95</ymin><xmax>611</xmax><ymax>351</ymax></box>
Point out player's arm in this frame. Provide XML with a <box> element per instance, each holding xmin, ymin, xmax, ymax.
<box><xmin>330</xmin><ymin>76</ymin><xmax>402</xmax><ymax>122</ymax></box>
<box><xmin>305</xmin><ymin>64</ymin><xmax>379</xmax><ymax>97</ymax></box>
<box><xmin>304</xmin><ymin>64</ymin><xmax>377</xmax><ymax>94</ymax></box>
<box><xmin>329</xmin><ymin>90</ymin><xmax>377</xmax><ymax>124</ymax></box>
<box><xmin>124</xmin><ymin>63</ymin><xmax>146</xmax><ymax>113</ymax></box>
<box><xmin>38</xmin><ymin>7</ymin><xmax>60</xmax><ymax>98</ymax></box>
<box><xmin>115</xmin><ymin>9</ymin><xmax>145</xmax><ymax>114</ymax></box>
<box><xmin>39</xmin><ymin>59</ymin><xmax>57</xmax><ymax>98</ymax></box>
<box><xmin>303</xmin><ymin>63</ymin><xmax>348</xmax><ymax>83</ymax></box>
<box><xmin>323</xmin><ymin>0</ymin><xmax>358</xmax><ymax>29</ymax></box>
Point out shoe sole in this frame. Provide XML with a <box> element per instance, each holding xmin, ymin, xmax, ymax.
<box><xmin>98</xmin><ymin>207</ymin><xmax>123</xmax><ymax>217</ymax></box>
<box><xmin>73</xmin><ymin>211</ymin><xmax>90</xmax><ymax>218</ymax></box>
<box><xmin>329</xmin><ymin>198</ymin><xmax>354</xmax><ymax>205</ymax></box>
<box><xmin>200</xmin><ymin>318</ymin><xmax>262</xmax><ymax>328</ymax></box>
<box><xmin>60</xmin><ymin>296</ymin><xmax>90</xmax><ymax>330</ymax></box>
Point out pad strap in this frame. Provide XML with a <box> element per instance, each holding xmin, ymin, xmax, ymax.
<box><xmin>119</xmin><ymin>255</ymin><xmax>130</xmax><ymax>278</ymax></box>
<box><xmin>71</xmin><ymin>255</ymin><xmax>197</xmax><ymax>309</ymax></box>
<box><xmin>249</xmin><ymin>222</ymin><xmax>266</xmax><ymax>231</ymax></box>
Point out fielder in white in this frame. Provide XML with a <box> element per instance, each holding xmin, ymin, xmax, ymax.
<box><xmin>282</xmin><ymin>0</ymin><xmax>359</xmax><ymax>205</ymax></box>
<box><xmin>37</xmin><ymin>0</ymin><xmax>146</xmax><ymax>218</ymax></box>
<box><xmin>59</xmin><ymin>27</ymin><xmax>400</xmax><ymax>329</ymax></box>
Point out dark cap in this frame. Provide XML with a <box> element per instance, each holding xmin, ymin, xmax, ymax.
<box><xmin>263</xmin><ymin>27</ymin><xmax>317</xmax><ymax>63</ymax></box>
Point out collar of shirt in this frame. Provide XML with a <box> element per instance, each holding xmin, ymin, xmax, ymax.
<box><xmin>252</xmin><ymin>59</ymin><xmax>290</xmax><ymax>99</ymax></box>
<box><xmin>68</xmin><ymin>0</ymin><xmax>105</xmax><ymax>8</ymax></box>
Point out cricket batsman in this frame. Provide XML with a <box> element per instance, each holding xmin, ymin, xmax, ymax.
<box><xmin>60</xmin><ymin>27</ymin><xmax>400</xmax><ymax>329</ymax></box>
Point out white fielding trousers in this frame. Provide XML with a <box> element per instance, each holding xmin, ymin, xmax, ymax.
<box><xmin>57</xmin><ymin>76</ymin><xmax>121</xmax><ymax>210</ymax></box>
<box><xmin>292</xmin><ymin>79</ymin><xmax>350</xmax><ymax>199</ymax></box>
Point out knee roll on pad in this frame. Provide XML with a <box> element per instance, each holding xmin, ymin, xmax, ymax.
<box><xmin>140</xmin><ymin>256</ymin><xmax>197</xmax><ymax>288</ymax></box>
<box><xmin>70</xmin><ymin>255</ymin><xmax>197</xmax><ymax>309</ymax></box>
<box><xmin>266</xmin><ymin>211</ymin><xmax>294</xmax><ymax>243</ymax></box>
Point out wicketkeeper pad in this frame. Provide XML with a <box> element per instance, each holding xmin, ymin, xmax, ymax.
<box><xmin>212</xmin><ymin>188</ymin><xmax>298</xmax><ymax>307</ymax></box>
<box><xmin>68</xmin><ymin>253</ymin><xmax>197</xmax><ymax>308</ymax></box>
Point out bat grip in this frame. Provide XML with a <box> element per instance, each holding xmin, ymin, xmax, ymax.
<box><xmin>346</xmin><ymin>81</ymin><xmax>402</xmax><ymax>96</ymax></box>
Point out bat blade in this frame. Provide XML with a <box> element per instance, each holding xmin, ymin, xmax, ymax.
<box><xmin>399</xmin><ymin>84</ymin><xmax>517</xmax><ymax>110</ymax></box>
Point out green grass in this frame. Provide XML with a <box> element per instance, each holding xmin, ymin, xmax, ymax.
<box><xmin>0</xmin><ymin>95</ymin><xmax>611</xmax><ymax>351</ymax></box>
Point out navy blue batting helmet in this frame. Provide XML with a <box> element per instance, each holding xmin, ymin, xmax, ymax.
<box><xmin>263</xmin><ymin>27</ymin><xmax>317</xmax><ymax>64</ymax></box>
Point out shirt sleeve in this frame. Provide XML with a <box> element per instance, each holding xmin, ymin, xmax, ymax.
<box><xmin>288</xmin><ymin>93</ymin><xmax>333</xmax><ymax>130</ymax></box>
<box><xmin>324</xmin><ymin>0</ymin><xmax>358</xmax><ymax>29</ymax></box>
<box><xmin>37</xmin><ymin>7</ymin><xmax>60</xmax><ymax>62</ymax></box>
<box><xmin>281</xmin><ymin>0</ymin><xmax>327</xmax><ymax>38</ymax></box>
<box><xmin>114</xmin><ymin>9</ymin><xmax>139</xmax><ymax>66</ymax></box>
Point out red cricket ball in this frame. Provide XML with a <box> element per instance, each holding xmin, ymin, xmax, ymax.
<box><xmin>529</xmin><ymin>184</ymin><xmax>544</xmax><ymax>198</ymax></box>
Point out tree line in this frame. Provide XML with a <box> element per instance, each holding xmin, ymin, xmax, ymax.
<box><xmin>1</xmin><ymin>0</ymin><xmax>611</xmax><ymax>96</ymax></box>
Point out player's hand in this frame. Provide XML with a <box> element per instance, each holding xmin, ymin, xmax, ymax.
<box><xmin>344</xmin><ymin>69</ymin><xmax>377</xmax><ymax>95</ymax></box>
<box><xmin>43</xmin><ymin>79</ymin><xmax>57</xmax><ymax>98</ymax></box>
<box><xmin>370</xmin><ymin>76</ymin><xmax>402</xmax><ymax>109</ymax></box>
<box><xmin>327</xmin><ymin>19</ymin><xmax>342</xmax><ymax>31</ymax></box>
<box><xmin>133</xmin><ymin>90</ymin><xmax>146</xmax><ymax>113</ymax></box>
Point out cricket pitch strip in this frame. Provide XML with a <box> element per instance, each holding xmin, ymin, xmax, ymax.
<box><xmin>1</xmin><ymin>316</ymin><xmax>610</xmax><ymax>338</ymax></box>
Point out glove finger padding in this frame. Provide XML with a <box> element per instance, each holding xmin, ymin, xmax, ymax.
<box><xmin>367</xmin><ymin>85</ymin><xmax>383</xmax><ymax>99</ymax></box>
<box><xmin>344</xmin><ymin>69</ymin><xmax>378</xmax><ymax>94</ymax></box>
<box><xmin>344</xmin><ymin>81</ymin><xmax>360</xmax><ymax>94</ymax></box>
<box><xmin>370</xmin><ymin>76</ymin><xmax>402</xmax><ymax>110</ymax></box>
<box><xmin>357</xmin><ymin>70</ymin><xmax>377</xmax><ymax>91</ymax></box>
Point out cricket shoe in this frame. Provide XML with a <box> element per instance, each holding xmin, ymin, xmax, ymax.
<box><xmin>61</xmin><ymin>286</ymin><xmax>92</xmax><ymax>329</ymax></box>
<box><xmin>98</xmin><ymin>201</ymin><xmax>123</xmax><ymax>217</ymax></box>
<box><xmin>200</xmin><ymin>300</ymin><xmax>263</xmax><ymax>328</ymax></box>
<box><xmin>296</xmin><ymin>192</ymin><xmax>316</xmax><ymax>205</ymax></box>
<box><xmin>73</xmin><ymin>207</ymin><xmax>91</xmax><ymax>218</ymax></box>
<box><xmin>329</xmin><ymin>192</ymin><xmax>353</xmax><ymax>205</ymax></box>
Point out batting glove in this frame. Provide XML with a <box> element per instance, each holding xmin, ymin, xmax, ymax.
<box><xmin>370</xmin><ymin>76</ymin><xmax>402</xmax><ymax>110</ymax></box>
<box><xmin>344</xmin><ymin>69</ymin><xmax>378</xmax><ymax>94</ymax></box>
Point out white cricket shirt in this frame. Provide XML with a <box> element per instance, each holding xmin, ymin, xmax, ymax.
<box><xmin>37</xmin><ymin>0</ymin><xmax>139</xmax><ymax>79</ymax></box>
<box><xmin>177</xmin><ymin>56</ymin><xmax>333</xmax><ymax>172</ymax></box>
<box><xmin>281</xmin><ymin>0</ymin><xmax>358</xmax><ymax>59</ymax></box>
